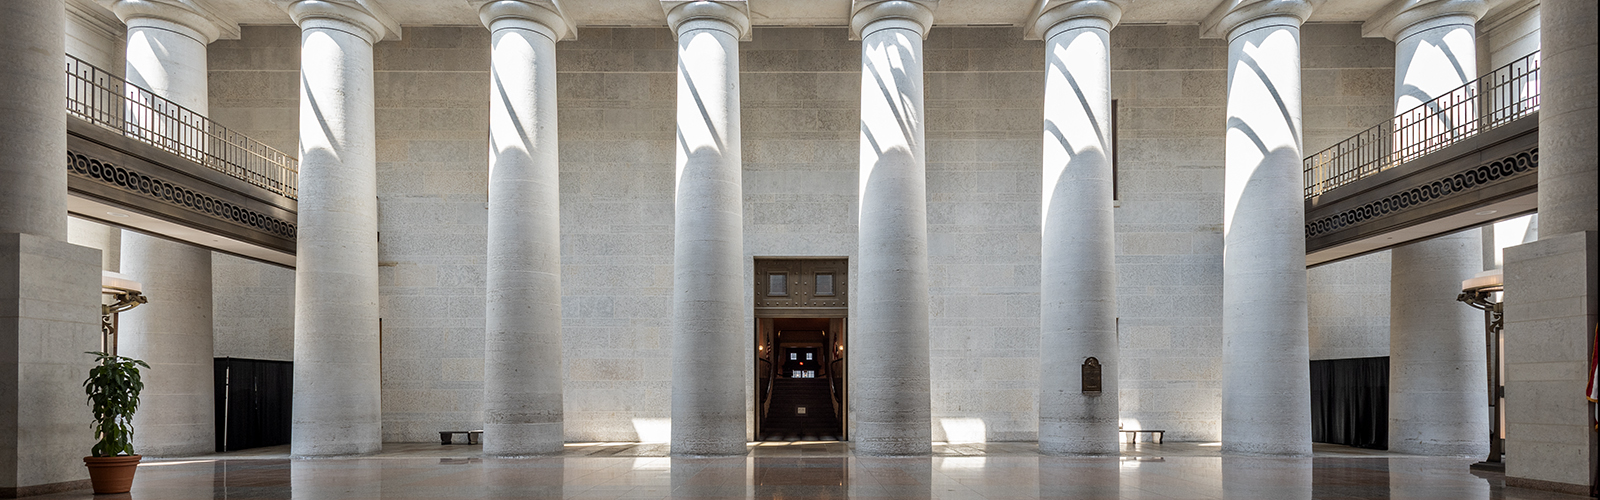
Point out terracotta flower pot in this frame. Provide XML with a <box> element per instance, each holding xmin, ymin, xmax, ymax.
<box><xmin>83</xmin><ymin>455</ymin><xmax>141</xmax><ymax>494</ymax></box>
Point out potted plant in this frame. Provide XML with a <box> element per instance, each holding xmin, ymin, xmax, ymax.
<box><xmin>82</xmin><ymin>351</ymin><xmax>149</xmax><ymax>494</ymax></box>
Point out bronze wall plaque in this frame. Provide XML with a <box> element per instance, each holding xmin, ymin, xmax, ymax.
<box><xmin>1082</xmin><ymin>357</ymin><xmax>1103</xmax><ymax>395</ymax></box>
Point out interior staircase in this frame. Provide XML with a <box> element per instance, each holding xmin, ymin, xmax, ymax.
<box><xmin>760</xmin><ymin>378</ymin><xmax>842</xmax><ymax>441</ymax></box>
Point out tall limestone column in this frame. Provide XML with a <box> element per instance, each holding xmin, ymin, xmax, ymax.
<box><xmin>1368</xmin><ymin>0</ymin><xmax>1491</xmax><ymax>457</ymax></box>
<box><xmin>1</xmin><ymin>0</ymin><xmax>104</xmax><ymax>494</ymax></box>
<box><xmin>0</xmin><ymin>0</ymin><xmax>69</xmax><ymax>242</ymax></box>
<box><xmin>1535</xmin><ymin>0</ymin><xmax>1598</xmax><ymax>237</ymax></box>
<box><xmin>664</xmin><ymin>0</ymin><xmax>750</xmax><ymax>456</ymax></box>
<box><xmin>274</xmin><ymin>0</ymin><xmax>398</xmax><ymax>456</ymax></box>
<box><xmin>1205</xmin><ymin>0</ymin><xmax>1314</xmax><ymax>456</ymax></box>
<box><xmin>852</xmin><ymin>0</ymin><xmax>936</xmax><ymax>456</ymax></box>
<box><xmin>100</xmin><ymin>0</ymin><xmax>237</xmax><ymax>457</ymax></box>
<box><xmin>473</xmin><ymin>0</ymin><xmax>573</xmax><ymax>456</ymax></box>
<box><xmin>1031</xmin><ymin>0</ymin><xmax>1123</xmax><ymax>456</ymax></box>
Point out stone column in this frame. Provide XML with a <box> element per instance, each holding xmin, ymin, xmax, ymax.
<box><xmin>117</xmin><ymin>238</ymin><xmax>213</xmax><ymax>457</ymax></box>
<box><xmin>1502</xmin><ymin>0</ymin><xmax>1598</xmax><ymax>493</ymax></box>
<box><xmin>275</xmin><ymin>0</ymin><xmax>398</xmax><ymax>457</ymax></box>
<box><xmin>106</xmin><ymin>0</ymin><xmax>230</xmax><ymax>112</ymax></box>
<box><xmin>474</xmin><ymin>0</ymin><xmax>572</xmax><ymax>457</ymax></box>
<box><xmin>1032</xmin><ymin>0</ymin><xmax>1123</xmax><ymax>456</ymax></box>
<box><xmin>0</xmin><ymin>0</ymin><xmax>69</xmax><ymax>241</ymax></box>
<box><xmin>1</xmin><ymin>1</ymin><xmax>104</xmax><ymax>494</ymax></box>
<box><xmin>1206</xmin><ymin>0</ymin><xmax>1314</xmax><ymax>457</ymax></box>
<box><xmin>101</xmin><ymin>0</ymin><xmax>234</xmax><ymax>457</ymax></box>
<box><xmin>1537</xmin><ymin>0</ymin><xmax>1598</xmax><ymax>237</ymax></box>
<box><xmin>1387</xmin><ymin>236</ymin><xmax>1485</xmax><ymax>455</ymax></box>
<box><xmin>851</xmin><ymin>0</ymin><xmax>936</xmax><ymax>456</ymax></box>
<box><xmin>664</xmin><ymin>0</ymin><xmax>750</xmax><ymax>456</ymax></box>
<box><xmin>1370</xmin><ymin>0</ymin><xmax>1492</xmax><ymax>457</ymax></box>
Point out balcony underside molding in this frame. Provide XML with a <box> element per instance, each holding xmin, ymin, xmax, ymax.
<box><xmin>66</xmin><ymin>117</ymin><xmax>298</xmax><ymax>266</ymax></box>
<box><xmin>1304</xmin><ymin>114</ymin><xmax>1538</xmax><ymax>267</ymax></box>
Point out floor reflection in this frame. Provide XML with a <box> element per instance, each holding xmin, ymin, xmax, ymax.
<box><xmin>26</xmin><ymin>442</ymin><xmax>1591</xmax><ymax>499</ymax></box>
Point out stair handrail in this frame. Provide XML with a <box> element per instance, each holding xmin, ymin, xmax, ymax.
<box><xmin>827</xmin><ymin>358</ymin><xmax>843</xmax><ymax>420</ymax></box>
<box><xmin>760</xmin><ymin>344</ymin><xmax>778</xmax><ymax>421</ymax></box>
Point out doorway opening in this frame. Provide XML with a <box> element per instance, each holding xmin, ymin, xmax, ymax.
<box><xmin>754</xmin><ymin>258</ymin><xmax>847</xmax><ymax>441</ymax></box>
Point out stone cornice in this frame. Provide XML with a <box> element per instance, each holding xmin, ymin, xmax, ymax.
<box><xmin>1362</xmin><ymin>0</ymin><xmax>1489</xmax><ymax>40</ymax></box>
<box><xmin>1478</xmin><ymin>0</ymin><xmax>1537</xmax><ymax>33</ymax></box>
<box><xmin>96</xmin><ymin>0</ymin><xmax>241</xmax><ymax>43</ymax></box>
<box><xmin>471</xmin><ymin>0</ymin><xmax>576</xmax><ymax>41</ymax></box>
<box><xmin>273</xmin><ymin>0</ymin><xmax>401</xmax><ymax>43</ymax></box>
<box><xmin>1025</xmin><ymin>0</ymin><xmax>1128</xmax><ymax>41</ymax></box>
<box><xmin>67</xmin><ymin>0</ymin><xmax>127</xmax><ymax>42</ymax></box>
<box><xmin>850</xmin><ymin>0</ymin><xmax>938</xmax><ymax>40</ymax></box>
<box><xmin>662</xmin><ymin>0</ymin><xmax>752</xmax><ymax>41</ymax></box>
<box><xmin>1200</xmin><ymin>0</ymin><xmax>1320</xmax><ymax>39</ymax></box>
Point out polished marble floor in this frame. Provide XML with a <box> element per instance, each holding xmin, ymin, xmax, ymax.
<box><xmin>34</xmin><ymin>442</ymin><xmax>1591</xmax><ymax>499</ymax></box>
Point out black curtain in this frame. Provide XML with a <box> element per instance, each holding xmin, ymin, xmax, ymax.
<box><xmin>214</xmin><ymin>357</ymin><xmax>293</xmax><ymax>452</ymax></box>
<box><xmin>1310</xmin><ymin>356</ymin><xmax>1389</xmax><ymax>449</ymax></box>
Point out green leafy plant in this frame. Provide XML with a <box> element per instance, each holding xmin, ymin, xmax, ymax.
<box><xmin>82</xmin><ymin>351</ymin><xmax>150</xmax><ymax>457</ymax></box>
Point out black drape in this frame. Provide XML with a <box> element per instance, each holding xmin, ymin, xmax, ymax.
<box><xmin>214</xmin><ymin>357</ymin><xmax>293</xmax><ymax>452</ymax></box>
<box><xmin>1310</xmin><ymin>356</ymin><xmax>1389</xmax><ymax>449</ymax></box>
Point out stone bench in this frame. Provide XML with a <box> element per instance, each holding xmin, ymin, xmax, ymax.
<box><xmin>1119</xmin><ymin>429</ymin><xmax>1164</xmax><ymax>444</ymax></box>
<box><xmin>439</xmin><ymin>430</ymin><xmax>483</xmax><ymax>445</ymax></box>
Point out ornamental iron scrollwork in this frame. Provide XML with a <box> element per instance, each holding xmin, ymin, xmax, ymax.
<box><xmin>1304</xmin><ymin>147</ymin><xmax>1536</xmax><ymax>240</ymax></box>
<box><xmin>67</xmin><ymin>150</ymin><xmax>297</xmax><ymax>241</ymax></box>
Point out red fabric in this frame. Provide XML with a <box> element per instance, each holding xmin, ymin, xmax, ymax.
<box><xmin>1589</xmin><ymin>324</ymin><xmax>1598</xmax><ymax>431</ymax></box>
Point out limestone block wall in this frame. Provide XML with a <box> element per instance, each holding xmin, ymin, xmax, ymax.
<box><xmin>922</xmin><ymin>29</ymin><xmax>1044</xmax><ymax>442</ymax></box>
<box><xmin>211</xmin><ymin>253</ymin><xmax>294</xmax><ymax>361</ymax></box>
<box><xmin>555</xmin><ymin>28</ymin><xmax>678</xmax><ymax>442</ymax></box>
<box><xmin>1484</xmin><ymin>3</ymin><xmax>1541</xmax><ymax>69</ymax></box>
<box><xmin>1503</xmin><ymin>231</ymin><xmax>1598</xmax><ymax>489</ymax></box>
<box><xmin>1107</xmin><ymin>24</ymin><xmax>1229</xmax><ymax>441</ymax></box>
<box><xmin>1307</xmin><ymin>253</ymin><xmax>1392</xmax><ymax>361</ymax></box>
<box><xmin>64</xmin><ymin>5</ymin><xmax>124</xmax><ymax>77</ymax></box>
<box><xmin>208</xmin><ymin>27</ymin><xmax>300</xmax><ymax>156</ymax></box>
<box><xmin>208</xmin><ymin>27</ymin><xmax>300</xmax><ymax>365</ymax></box>
<box><xmin>0</xmin><ymin>235</ymin><xmax>103</xmax><ymax>493</ymax></box>
<box><xmin>369</xmin><ymin>28</ymin><xmax>496</xmax><ymax>442</ymax></box>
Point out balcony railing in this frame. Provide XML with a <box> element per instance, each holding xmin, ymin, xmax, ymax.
<box><xmin>1304</xmin><ymin>51</ymin><xmax>1540</xmax><ymax>199</ymax></box>
<box><xmin>65</xmin><ymin>54</ymin><xmax>298</xmax><ymax>200</ymax></box>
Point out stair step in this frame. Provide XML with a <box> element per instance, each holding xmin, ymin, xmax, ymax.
<box><xmin>763</xmin><ymin>378</ymin><xmax>843</xmax><ymax>437</ymax></box>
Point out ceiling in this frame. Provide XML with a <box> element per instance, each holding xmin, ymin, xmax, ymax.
<box><xmin>83</xmin><ymin>0</ymin><xmax>1508</xmax><ymax>33</ymax></box>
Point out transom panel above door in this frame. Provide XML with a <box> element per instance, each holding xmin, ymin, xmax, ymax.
<box><xmin>755</xmin><ymin>258</ymin><xmax>847</xmax><ymax>316</ymax></box>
